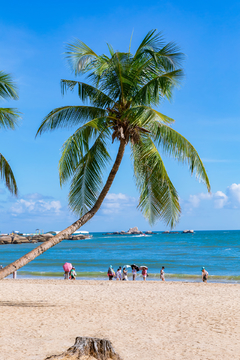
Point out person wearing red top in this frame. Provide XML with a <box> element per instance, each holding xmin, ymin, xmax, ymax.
<box><xmin>142</xmin><ymin>267</ymin><xmax>147</xmax><ymax>281</ymax></box>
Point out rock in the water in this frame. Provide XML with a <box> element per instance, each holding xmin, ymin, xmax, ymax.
<box><xmin>45</xmin><ymin>336</ymin><xmax>122</xmax><ymax>360</ymax></box>
<box><xmin>12</xmin><ymin>237</ymin><xmax>30</xmax><ymax>244</ymax></box>
<box><xmin>125</xmin><ymin>226</ymin><xmax>143</xmax><ymax>235</ymax></box>
<box><xmin>183</xmin><ymin>230</ymin><xmax>194</xmax><ymax>234</ymax></box>
<box><xmin>0</xmin><ymin>236</ymin><xmax>13</xmax><ymax>244</ymax></box>
<box><xmin>145</xmin><ymin>231</ymin><xmax>153</xmax><ymax>234</ymax></box>
<box><xmin>30</xmin><ymin>233</ymin><xmax>54</xmax><ymax>242</ymax></box>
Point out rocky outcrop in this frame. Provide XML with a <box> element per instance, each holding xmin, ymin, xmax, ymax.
<box><xmin>145</xmin><ymin>231</ymin><xmax>153</xmax><ymax>234</ymax></box>
<box><xmin>125</xmin><ymin>226</ymin><xmax>143</xmax><ymax>235</ymax></box>
<box><xmin>12</xmin><ymin>236</ymin><xmax>30</xmax><ymax>244</ymax></box>
<box><xmin>0</xmin><ymin>235</ymin><xmax>13</xmax><ymax>244</ymax></box>
<box><xmin>27</xmin><ymin>233</ymin><xmax>54</xmax><ymax>242</ymax></box>
<box><xmin>45</xmin><ymin>336</ymin><xmax>122</xmax><ymax>360</ymax></box>
<box><xmin>183</xmin><ymin>230</ymin><xmax>194</xmax><ymax>234</ymax></box>
<box><xmin>0</xmin><ymin>232</ymin><xmax>91</xmax><ymax>245</ymax></box>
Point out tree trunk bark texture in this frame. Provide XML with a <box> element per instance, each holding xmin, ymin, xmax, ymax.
<box><xmin>45</xmin><ymin>336</ymin><xmax>122</xmax><ymax>360</ymax></box>
<box><xmin>0</xmin><ymin>140</ymin><xmax>126</xmax><ymax>280</ymax></box>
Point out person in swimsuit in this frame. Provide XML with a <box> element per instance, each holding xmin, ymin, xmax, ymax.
<box><xmin>160</xmin><ymin>266</ymin><xmax>165</xmax><ymax>281</ymax></box>
<box><xmin>142</xmin><ymin>267</ymin><xmax>147</xmax><ymax>281</ymax></box>
<box><xmin>122</xmin><ymin>267</ymin><xmax>128</xmax><ymax>281</ymax></box>
<box><xmin>132</xmin><ymin>266</ymin><xmax>137</xmax><ymax>280</ymax></box>
<box><xmin>201</xmin><ymin>267</ymin><xmax>208</xmax><ymax>282</ymax></box>
<box><xmin>107</xmin><ymin>265</ymin><xmax>115</xmax><ymax>280</ymax></box>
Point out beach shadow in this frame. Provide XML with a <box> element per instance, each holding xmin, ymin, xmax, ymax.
<box><xmin>0</xmin><ymin>301</ymin><xmax>56</xmax><ymax>307</ymax></box>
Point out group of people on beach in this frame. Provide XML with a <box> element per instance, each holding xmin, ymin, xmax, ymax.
<box><xmin>107</xmin><ymin>265</ymin><xmax>166</xmax><ymax>281</ymax></box>
<box><xmin>107</xmin><ymin>265</ymin><xmax>208</xmax><ymax>282</ymax></box>
<box><xmin>63</xmin><ymin>263</ymin><xmax>208</xmax><ymax>282</ymax></box>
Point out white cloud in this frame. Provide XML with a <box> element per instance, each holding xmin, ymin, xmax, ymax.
<box><xmin>187</xmin><ymin>183</ymin><xmax>240</xmax><ymax>211</ymax></box>
<box><xmin>105</xmin><ymin>193</ymin><xmax>129</xmax><ymax>201</ymax></box>
<box><xmin>189</xmin><ymin>193</ymin><xmax>211</xmax><ymax>208</ymax></box>
<box><xmin>102</xmin><ymin>192</ymin><xmax>136</xmax><ymax>215</ymax></box>
<box><xmin>11</xmin><ymin>197</ymin><xmax>61</xmax><ymax>216</ymax></box>
<box><xmin>226</xmin><ymin>183</ymin><xmax>240</xmax><ymax>206</ymax></box>
<box><xmin>213</xmin><ymin>191</ymin><xmax>228</xmax><ymax>209</ymax></box>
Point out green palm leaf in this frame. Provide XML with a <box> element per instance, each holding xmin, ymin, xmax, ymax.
<box><xmin>61</xmin><ymin>80</ymin><xmax>115</xmax><ymax>108</ymax></box>
<box><xmin>0</xmin><ymin>108</ymin><xmax>20</xmax><ymax>129</ymax></box>
<box><xmin>0</xmin><ymin>71</ymin><xmax>19</xmax><ymax>100</ymax></box>
<box><xmin>132</xmin><ymin>70</ymin><xmax>183</xmax><ymax>105</ymax></box>
<box><xmin>125</xmin><ymin>105</ymin><xmax>174</xmax><ymax>127</ymax></box>
<box><xmin>67</xmin><ymin>132</ymin><xmax>111</xmax><ymax>215</ymax></box>
<box><xmin>36</xmin><ymin>106</ymin><xmax>107</xmax><ymax>136</ymax></box>
<box><xmin>0</xmin><ymin>153</ymin><xmax>18</xmax><ymax>195</ymax></box>
<box><xmin>132</xmin><ymin>136</ymin><xmax>180</xmax><ymax>227</ymax></box>
<box><xmin>59</xmin><ymin>117</ymin><xmax>109</xmax><ymax>185</ymax></box>
<box><xmin>65</xmin><ymin>39</ymin><xmax>99</xmax><ymax>75</ymax></box>
<box><xmin>150</xmin><ymin>122</ymin><xmax>210</xmax><ymax>191</ymax></box>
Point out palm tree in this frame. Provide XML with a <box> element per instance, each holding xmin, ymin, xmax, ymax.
<box><xmin>0</xmin><ymin>71</ymin><xmax>20</xmax><ymax>195</ymax></box>
<box><xmin>0</xmin><ymin>30</ymin><xmax>210</xmax><ymax>279</ymax></box>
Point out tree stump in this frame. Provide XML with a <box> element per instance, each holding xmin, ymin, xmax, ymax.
<box><xmin>45</xmin><ymin>337</ymin><xmax>122</xmax><ymax>360</ymax></box>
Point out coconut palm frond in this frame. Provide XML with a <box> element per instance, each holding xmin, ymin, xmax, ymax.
<box><xmin>125</xmin><ymin>105</ymin><xmax>174</xmax><ymax>127</ymax></box>
<box><xmin>0</xmin><ymin>71</ymin><xmax>19</xmax><ymax>100</ymax></box>
<box><xmin>132</xmin><ymin>69</ymin><xmax>183</xmax><ymax>105</ymax></box>
<box><xmin>132</xmin><ymin>136</ymin><xmax>180</xmax><ymax>227</ymax></box>
<box><xmin>0</xmin><ymin>153</ymin><xmax>18</xmax><ymax>195</ymax></box>
<box><xmin>68</xmin><ymin>132</ymin><xmax>111</xmax><ymax>215</ymax></box>
<box><xmin>134</xmin><ymin>29</ymin><xmax>165</xmax><ymax>57</ymax></box>
<box><xmin>61</xmin><ymin>80</ymin><xmax>115</xmax><ymax>108</ymax></box>
<box><xmin>152</xmin><ymin>122</ymin><xmax>211</xmax><ymax>191</ymax></box>
<box><xmin>0</xmin><ymin>108</ymin><xmax>21</xmax><ymax>130</ymax></box>
<box><xmin>59</xmin><ymin>117</ymin><xmax>109</xmax><ymax>185</ymax></box>
<box><xmin>65</xmin><ymin>39</ymin><xmax>99</xmax><ymax>75</ymax></box>
<box><xmin>36</xmin><ymin>106</ymin><xmax>107</xmax><ymax>136</ymax></box>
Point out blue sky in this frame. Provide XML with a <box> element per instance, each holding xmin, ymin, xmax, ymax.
<box><xmin>1</xmin><ymin>0</ymin><xmax>240</xmax><ymax>232</ymax></box>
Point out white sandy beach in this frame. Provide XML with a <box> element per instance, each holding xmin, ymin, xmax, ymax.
<box><xmin>1</xmin><ymin>280</ymin><xmax>240</xmax><ymax>360</ymax></box>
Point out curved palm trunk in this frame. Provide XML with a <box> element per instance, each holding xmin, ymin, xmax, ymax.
<box><xmin>0</xmin><ymin>140</ymin><xmax>126</xmax><ymax>280</ymax></box>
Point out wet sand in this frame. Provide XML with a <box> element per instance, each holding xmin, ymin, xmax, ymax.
<box><xmin>1</xmin><ymin>279</ymin><xmax>240</xmax><ymax>360</ymax></box>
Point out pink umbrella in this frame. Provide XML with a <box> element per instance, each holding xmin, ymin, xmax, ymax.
<box><xmin>63</xmin><ymin>262</ymin><xmax>72</xmax><ymax>272</ymax></box>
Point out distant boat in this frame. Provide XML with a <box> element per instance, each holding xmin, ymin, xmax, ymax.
<box><xmin>72</xmin><ymin>230</ymin><xmax>89</xmax><ymax>235</ymax></box>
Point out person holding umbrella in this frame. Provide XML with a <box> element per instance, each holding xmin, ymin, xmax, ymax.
<box><xmin>63</xmin><ymin>262</ymin><xmax>72</xmax><ymax>280</ymax></box>
<box><xmin>131</xmin><ymin>264</ymin><xmax>139</xmax><ymax>280</ymax></box>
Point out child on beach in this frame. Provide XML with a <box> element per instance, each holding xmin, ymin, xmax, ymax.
<box><xmin>201</xmin><ymin>267</ymin><xmax>208</xmax><ymax>282</ymax></box>
<box><xmin>70</xmin><ymin>267</ymin><xmax>77</xmax><ymax>280</ymax></box>
<box><xmin>160</xmin><ymin>266</ymin><xmax>165</xmax><ymax>281</ymax></box>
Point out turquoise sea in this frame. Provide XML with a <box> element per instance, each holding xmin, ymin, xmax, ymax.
<box><xmin>1</xmin><ymin>230</ymin><xmax>240</xmax><ymax>282</ymax></box>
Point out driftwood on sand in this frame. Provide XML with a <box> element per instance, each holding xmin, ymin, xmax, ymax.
<box><xmin>45</xmin><ymin>336</ymin><xmax>122</xmax><ymax>360</ymax></box>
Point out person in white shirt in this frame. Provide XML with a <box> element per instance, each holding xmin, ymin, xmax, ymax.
<box><xmin>116</xmin><ymin>266</ymin><xmax>122</xmax><ymax>280</ymax></box>
<box><xmin>160</xmin><ymin>266</ymin><xmax>165</xmax><ymax>281</ymax></box>
<box><xmin>201</xmin><ymin>267</ymin><xmax>208</xmax><ymax>282</ymax></box>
